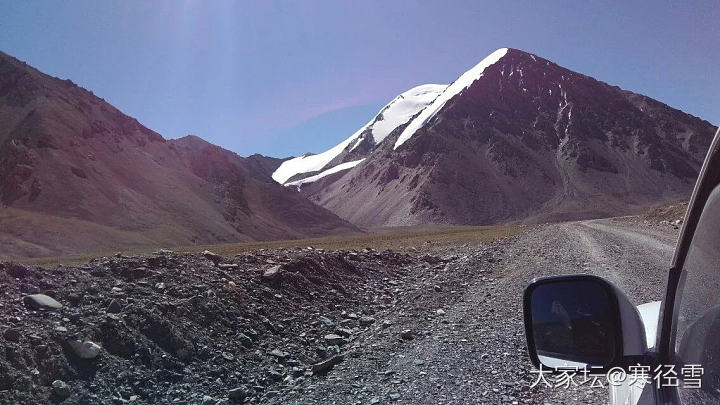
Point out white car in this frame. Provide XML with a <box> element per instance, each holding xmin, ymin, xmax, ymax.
<box><xmin>523</xmin><ymin>127</ymin><xmax>720</xmax><ymax>405</ymax></box>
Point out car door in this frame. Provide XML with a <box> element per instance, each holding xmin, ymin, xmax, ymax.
<box><xmin>658</xmin><ymin>128</ymin><xmax>720</xmax><ymax>405</ymax></box>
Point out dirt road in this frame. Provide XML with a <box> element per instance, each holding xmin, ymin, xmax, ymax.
<box><xmin>280</xmin><ymin>218</ymin><xmax>678</xmax><ymax>404</ymax></box>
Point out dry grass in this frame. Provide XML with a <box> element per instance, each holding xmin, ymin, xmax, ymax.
<box><xmin>17</xmin><ymin>224</ymin><xmax>530</xmax><ymax>268</ymax></box>
<box><xmin>644</xmin><ymin>201</ymin><xmax>689</xmax><ymax>222</ymax></box>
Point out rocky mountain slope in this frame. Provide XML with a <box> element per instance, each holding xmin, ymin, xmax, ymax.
<box><xmin>283</xmin><ymin>48</ymin><xmax>717</xmax><ymax>226</ymax></box>
<box><xmin>0</xmin><ymin>52</ymin><xmax>355</xmax><ymax>258</ymax></box>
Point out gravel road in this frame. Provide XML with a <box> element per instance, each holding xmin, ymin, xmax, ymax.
<box><xmin>279</xmin><ymin>218</ymin><xmax>679</xmax><ymax>405</ymax></box>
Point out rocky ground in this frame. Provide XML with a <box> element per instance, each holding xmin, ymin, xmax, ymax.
<box><xmin>0</xmin><ymin>216</ymin><xmax>681</xmax><ymax>404</ymax></box>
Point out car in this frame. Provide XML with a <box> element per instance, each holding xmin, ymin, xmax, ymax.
<box><xmin>523</xmin><ymin>127</ymin><xmax>720</xmax><ymax>405</ymax></box>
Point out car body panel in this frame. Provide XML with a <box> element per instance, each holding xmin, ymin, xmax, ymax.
<box><xmin>637</xmin><ymin>301</ymin><xmax>661</xmax><ymax>350</ymax></box>
<box><xmin>609</xmin><ymin>301</ymin><xmax>662</xmax><ymax>405</ymax></box>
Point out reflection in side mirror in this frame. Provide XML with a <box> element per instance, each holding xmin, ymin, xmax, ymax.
<box><xmin>524</xmin><ymin>275</ymin><xmax>623</xmax><ymax>370</ymax></box>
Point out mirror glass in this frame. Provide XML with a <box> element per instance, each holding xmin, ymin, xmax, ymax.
<box><xmin>530</xmin><ymin>279</ymin><xmax>618</xmax><ymax>369</ymax></box>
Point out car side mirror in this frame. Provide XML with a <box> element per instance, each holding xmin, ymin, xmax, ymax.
<box><xmin>523</xmin><ymin>274</ymin><xmax>647</xmax><ymax>372</ymax></box>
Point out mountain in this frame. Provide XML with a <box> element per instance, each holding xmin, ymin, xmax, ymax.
<box><xmin>278</xmin><ymin>48</ymin><xmax>717</xmax><ymax>226</ymax></box>
<box><xmin>243</xmin><ymin>153</ymin><xmax>288</xmax><ymax>182</ymax></box>
<box><xmin>0</xmin><ymin>51</ymin><xmax>355</xmax><ymax>258</ymax></box>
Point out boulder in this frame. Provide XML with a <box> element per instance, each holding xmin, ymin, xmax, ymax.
<box><xmin>236</xmin><ymin>333</ymin><xmax>253</xmax><ymax>348</ymax></box>
<box><xmin>202</xmin><ymin>250</ymin><xmax>223</xmax><ymax>264</ymax></box>
<box><xmin>106</xmin><ymin>299</ymin><xmax>122</xmax><ymax>314</ymax></box>
<box><xmin>311</xmin><ymin>354</ymin><xmax>344</xmax><ymax>374</ymax></box>
<box><xmin>400</xmin><ymin>330</ymin><xmax>414</xmax><ymax>340</ymax></box>
<box><xmin>324</xmin><ymin>334</ymin><xmax>344</xmax><ymax>345</ymax></box>
<box><xmin>359</xmin><ymin>316</ymin><xmax>376</xmax><ymax>326</ymax></box>
<box><xmin>68</xmin><ymin>340</ymin><xmax>101</xmax><ymax>359</ymax></box>
<box><xmin>23</xmin><ymin>294</ymin><xmax>62</xmax><ymax>310</ymax></box>
<box><xmin>269</xmin><ymin>349</ymin><xmax>288</xmax><ymax>360</ymax></box>
<box><xmin>228</xmin><ymin>387</ymin><xmax>248</xmax><ymax>401</ymax></box>
<box><xmin>262</xmin><ymin>266</ymin><xmax>282</xmax><ymax>283</ymax></box>
<box><xmin>51</xmin><ymin>380</ymin><xmax>71</xmax><ymax>399</ymax></box>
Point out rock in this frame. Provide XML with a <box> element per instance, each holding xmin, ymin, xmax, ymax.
<box><xmin>382</xmin><ymin>320</ymin><xmax>393</xmax><ymax>328</ymax></box>
<box><xmin>228</xmin><ymin>387</ymin><xmax>248</xmax><ymax>401</ymax></box>
<box><xmin>335</xmin><ymin>328</ymin><xmax>353</xmax><ymax>337</ymax></box>
<box><xmin>311</xmin><ymin>354</ymin><xmax>344</xmax><ymax>374</ymax></box>
<box><xmin>400</xmin><ymin>330</ymin><xmax>414</xmax><ymax>340</ymax></box>
<box><xmin>107</xmin><ymin>299</ymin><xmax>122</xmax><ymax>313</ymax></box>
<box><xmin>68</xmin><ymin>340</ymin><xmax>101</xmax><ymax>359</ymax></box>
<box><xmin>359</xmin><ymin>316</ymin><xmax>375</xmax><ymax>326</ymax></box>
<box><xmin>326</xmin><ymin>345</ymin><xmax>341</xmax><ymax>357</ymax></box>
<box><xmin>262</xmin><ymin>266</ymin><xmax>282</xmax><ymax>283</ymax></box>
<box><xmin>201</xmin><ymin>395</ymin><xmax>216</xmax><ymax>405</ymax></box>
<box><xmin>52</xmin><ymin>380</ymin><xmax>71</xmax><ymax>399</ymax></box>
<box><xmin>324</xmin><ymin>334</ymin><xmax>344</xmax><ymax>345</ymax></box>
<box><xmin>318</xmin><ymin>315</ymin><xmax>334</xmax><ymax>327</ymax></box>
<box><xmin>3</xmin><ymin>328</ymin><xmax>20</xmax><ymax>342</ymax></box>
<box><xmin>339</xmin><ymin>319</ymin><xmax>355</xmax><ymax>328</ymax></box>
<box><xmin>6</xmin><ymin>263</ymin><xmax>28</xmax><ymax>278</ymax></box>
<box><xmin>264</xmin><ymin>391</ymin><xmax>279</xmax><ymax>399</ymax></box>
<box><xmin>203</xmin><ymin>250</ymin><xmax>223</xmax><ymax>264</ymax></box>
<box><xmin>436</xmin><ymin>309</ymin><xmax>446</xmax><ymax>316</ymax></box>
<box><xmin>23</xmin><ymin>294</ymin><xmax>62</xmax><ymax>310</ymax></box>
<box><xmin>389</xmin><ymin>392</ymin><xmax>401</xmax><ymax>400</ymax></box>
<box><xmin>267</xmin><ymin>369</ymin><xmax>284</xmax><ymax>382</ymax></box>
<box><xmin>421</xmin><ymin>254</ymin><xmax>441</xmax><ymax>264</ymax></box>
<box><xmin>236</xmin><ymin>333</ymin><xmax>253</xmax><ymax>348</ymax></box>
<box><xmin>291</xmin><ymin>366</ymin><xmax>305</xmax><ymax>378</ymax></box>
<box><xmin>218</xmin><ymin>263</ymin><xmax>239</xmax><ymax>270</ymax></box>
<box><xmin>269</xmin><ymin>349</ymin><xmax>288</xmax><ymax>360</ymax></box>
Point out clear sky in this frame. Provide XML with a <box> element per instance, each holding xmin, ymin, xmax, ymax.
<box><xmin>1</xmin><ymin>1</ymin><xmax>718</xmax><ymax>157</ymax></box>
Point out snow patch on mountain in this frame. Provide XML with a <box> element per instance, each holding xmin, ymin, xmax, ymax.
<box><xmin>286</xmin><ymin>158</ymin><xmax>366</xmax><ymax>188</ymax></box>
<box><xmin>271</xmin><ymin>134</ymin><xmax>362</xmax><ymax>184</ymax></box>
<box><xmin>366</xmin><ymin>84</ymin><xmax>447</xmax><ymax>146</ymax></box>
<box><xmin>394</xmin><ymin>48</ymin><xmax>509</xmax><ymax>150</ymax></box>
<box><xmin>272</xmin><ymin>84</ymin><xmax>445</xmax><ymax>185</ymax></box>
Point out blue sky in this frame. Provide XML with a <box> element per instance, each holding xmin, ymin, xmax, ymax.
<box><xmin>1</xmin><ymin>1</ymin><xmax>718</xmax><ymax>157</ymax></box>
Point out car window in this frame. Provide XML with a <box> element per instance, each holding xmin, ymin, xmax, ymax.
<box><xmin>674</xmin><ymin>184</ymin><xmax>720</xmax><ymax>403</ymax></box>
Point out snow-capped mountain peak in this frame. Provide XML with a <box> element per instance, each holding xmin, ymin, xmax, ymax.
<box><xmin>394</xmin><ymin>48</ymin><xmax>509</xmax><ymax>149</ymax></box>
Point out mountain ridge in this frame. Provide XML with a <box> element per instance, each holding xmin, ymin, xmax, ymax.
<box><xmin>0</xmin><ymin>51</ymin><xmax>356</xmax><ymax>258</ymax></box>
